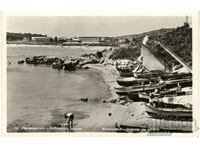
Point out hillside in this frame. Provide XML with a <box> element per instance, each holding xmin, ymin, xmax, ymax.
<box><xmin>109</xmin><ymin>24</ymin><xmax>192</xmax><ymax>67</ymax></box>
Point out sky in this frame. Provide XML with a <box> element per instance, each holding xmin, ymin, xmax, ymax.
<box><xmin>6</xmin><ymin>16</ymin><xmax>189</xmax><ymax>37</ymax></box>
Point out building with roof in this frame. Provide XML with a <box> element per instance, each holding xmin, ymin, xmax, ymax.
<box><xmin>31</xmin><ymin>37</ymin><xmax>51</xmax><ymax>42</ymax></box>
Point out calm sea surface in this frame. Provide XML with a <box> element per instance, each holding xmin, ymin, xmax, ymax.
<box><xmin>7</xmin><ymin>45</ymin><xmax>110</xmax><ymax>131</ymax></box>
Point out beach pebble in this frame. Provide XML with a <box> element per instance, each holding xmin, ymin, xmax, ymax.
<box><xmin>18</xmin><ymin>60</ymin><xmax>25</xmax><ymax>64</ymax></box>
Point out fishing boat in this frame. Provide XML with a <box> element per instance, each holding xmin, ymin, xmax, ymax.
<box><xmin>137</xmin><ymin>87</ymin><xmax>192</xmax><ymax>101</ymax></box>
<box><xmin>115</xmin><ymin>84</ymin><xmax>162</xmax><ymax>96</ymax></box>
<box><xmin>134</xmin><ymin>71</ymin><xmax>192</xmax><ymax>80</ymax></box>
<box><xmin>161</xmin><ymin>72</ymin><xmax>192</xmax><ymax>80</ymax></box>
<box><xmin>153</xmin><ymin>94</ymin><xmax>192</xmax><ymax>107</ymax></box>
<box><xmin>117</xmin><ymin>76</ymin><xmax>158</xmax><ymax>87</ymax></box>
<box><xmin>145</xmin><ymin>94</ymin><xmax>192</xmax><ymax>121</ymax></box>
<box><xmin>164</xmin><ymin>78</ymin><xmax>192</xmax><ymax>88</ymax></box>
<box><xmin>145</xmin><ymin>102</ymin><xmax>192</xmax><ymax>121</ymax></box>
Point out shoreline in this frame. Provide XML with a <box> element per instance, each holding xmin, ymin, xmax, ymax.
<box><xmin>7</xmin><ymin>42</ymin><xmax>117</xmax><ymax>47</ymax></box>
<box><xmin>86</xmin><ymin>64</ymin><xmax>120</xmax><ymax>102</ymax></box>
<box><xmin>7</xmin><ymin>43</ymin><xmax>113</xmax><ymax>49</ymax></box>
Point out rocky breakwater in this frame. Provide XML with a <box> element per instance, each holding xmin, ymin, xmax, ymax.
<box><xmin>19</xmin><ymin>51</ymin><xmax>103</xmax><ymax>71</ymax></box>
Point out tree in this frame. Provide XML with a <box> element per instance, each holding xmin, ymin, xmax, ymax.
<box><xmin>54</xmin><ymin>37</ymin><xmax>58</xmax><ymax>43</ymax></box>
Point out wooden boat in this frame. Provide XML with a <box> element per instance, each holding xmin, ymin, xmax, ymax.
<box><xmin>164</xmin><ymin>78</ymin><xmax>192</xmax><ymax>89</ymax></box>
<box><xmin>161</xmin><ymin>72</ymin><xmax>192</xmax><ymax>80</ymax></box>
<box><xmin>127</xmin><ymin>86</ymin><xmax>177</xmax><ymax>101</ymax></box>
<box><xmin>145</xmin><ymin>102</ymin><xmax>192</xmax><ymax>121</ymax></box>
<box><xmin>134</xmin><ymin>71</ymin><xmax>192</xmax><ymax>80</ymax></box>
<box><xmin>117</xmin><ymin>77</ymin><xmax>157</xmax><ymax>87</ymax></box>
<box><xmin>137</xmin><ymin>87</ymin><xmax>192</xmax><ymax>101</ymax></box>
<box><xmin>152</xmin><ymin>95</ymin><xmax>192</xmax><ymax>108</ymax></box>
<box><xmin>115</xmin><ymin>84</ymin><xmax>162</xmax><ymax>96</ymax></box>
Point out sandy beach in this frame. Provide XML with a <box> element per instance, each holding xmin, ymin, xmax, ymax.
<box><xmin>72</xmin><ymin>64</ymin><xmax>144</xmax><ymax>132</ymax></box>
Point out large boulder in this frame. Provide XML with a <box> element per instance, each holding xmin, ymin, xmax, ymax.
<box><xmin>96</xmin><ymin>51</ymin><xmax>103</xmax><ymax>59</ymax></box>
<box><xmin>52</xmin><ymin>60</ymin><xmax>63</xmax><ymax>70</ymax></box>
<box><xmin>44</xmin><ymin>57</ymin><xmax>57</xmax><ymax>65</ymax></box>
<box><xmin>63</xmin><ymin>60</ymin><xmax>76</xmax><ymax>70</ymax></box>
<box><xmin>25</xmin><ymin>57</ymin><xmax>34</xmax><ymax>64</ymax></box>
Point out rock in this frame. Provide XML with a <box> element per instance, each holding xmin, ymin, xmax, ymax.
<box><xmin>33</xmin><ymin>55</ymin><xmax>46</xmax><ymax>61</ymax></box>
<box><xmin>80</xmin><ymin>98</ymin><xmax>88</xmax><ymax>102</ymax></box>
<box><xmin>99</xmin><ymin>57</ymin><xmax>105</xmax><ymax>64</ymax></box>
<box><xmin>23</xmin><ymin>54</ymin><xmax>101</xmax><ymax>70</ymax></box>
<box><xmin>96</xmin><ymin>51</ymin><xmax>103</xmax><ymax>59</ymax></box>
<box><xmin>76</xmin><ymin>65</ymin><xmax>82</xmax><ymax>69</ymax></box>
<box><xmin>18</xmin><ymin>60</ymin><xmax>25</xmax><ymax>64</ymax></box>
<box><xmin>119</xmin><ymin>100</ymin><xmax>126</xmax><ymax>105</ymax></box>
<box><xmin>109</xmin><ymin>99</ymin><xmax>117</xmax><ymax>103</ymax></box>
<box><xmin>45</xmin><ymin>57</ymin><xmax>56</xmax><ymax>65</ymax></box>
<box><xmin>52</xmin><ymin>60</ymin><xmax>63</xmax><ymax>70</ymax></box>
<box><xmin>25</xmin><ymin>57</ymin><xmax>33</xmax><ymax>64</ymax></box>
<box><xmin>63</xmin><ymin>60</ymin><xmax>76</xmax><ymax>70</ymax></box>
<box><xmin>82</xmin><ymin>66</ymin><xmax>89</xmax><ymax>69</ymax></box>
<box><xmin>102</xmin><ymin>100</ymin><xmax>107</xmax><ymax>103</ymax></box>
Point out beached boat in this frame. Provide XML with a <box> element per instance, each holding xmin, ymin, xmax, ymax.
<box><xmin>164</xmin><ymin>78</ymin><xmax>192</xmax><ymax>88</ymax></box>
<box><xmin>137</xmin><ymin>87</ymin><xmax>192</xmax><ymax>101</ymax></box>
<box><xmin>117</xmin><ymin>76</ymin><xmax>157</xmax><ymax>87</ymax></box>
<box><xmin>115</xmin><ymin>84</ymin><xmax>161</xmax><ymax>96</ymax></box>
<box><xmin>145</xmin><ymin>102</ymin><xmax>192</xmax><ymax>121</ymax></box>
<box><xmin>134</xmin><ymin>71</ymin><xmax>192</xmax><ymax>80</ymax></box>
<box><xmin>152</xmin><ymin>95</ymin><xmax>192</xmax><ymax>108</ymax></box>
<box><xmin>161</xmin><ymin>72</ymin><xmax>192</xmax><ymax>80</ymax></box>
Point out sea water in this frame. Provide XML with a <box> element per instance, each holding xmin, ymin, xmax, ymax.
<box><xmin>7</xmin><ymin>45</ymin><xmax>110</xmax><ymax>132</ymax></box>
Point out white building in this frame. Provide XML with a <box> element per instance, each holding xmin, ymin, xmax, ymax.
<box><xmin>31</xmin><ymin>37</ymin><xmax>51</xmax><ymax>42</ymax></box>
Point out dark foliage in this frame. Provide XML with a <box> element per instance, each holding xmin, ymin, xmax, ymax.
<box><xmin>109</xmin><ymin>25</ymin><xmax>192</xmax><ymax>67</ymax></box>
<box><xmin>7</xmin><ymin>32</ymin><xmax>47</xmax><ymax>41</ymax></box>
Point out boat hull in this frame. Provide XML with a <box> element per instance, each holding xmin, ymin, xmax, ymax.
<box><xmin>164</xmin><ymin>79</ymin><xmax>192</xmax><ymax>89</ymax></box>
<box><xmin>115</xmin><ymin>85</ymin><xmax>161</xmax><ymax>96</ymax></box>
<box><xmin>117</xmin><ymin>77</ymin><xmax>157</xmax><ymax>87</ymax></box>
<box><xmin>145</xmin><ymin>103</ymin><xmax>192</xmax><ymax>121</ymax></box>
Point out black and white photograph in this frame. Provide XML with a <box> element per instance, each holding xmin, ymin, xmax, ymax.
<box><xmin>3</xmin><ymin>14</ymin><xmax>198</xmax><ymax>135</ymax></box>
